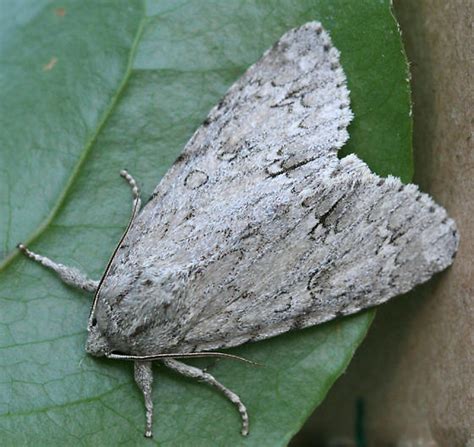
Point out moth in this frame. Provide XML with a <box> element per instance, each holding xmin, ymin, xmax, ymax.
<box><xmin>18</xmin><ymin>22</ymin><xmax>458</xmax><ymax>438</ymax></box>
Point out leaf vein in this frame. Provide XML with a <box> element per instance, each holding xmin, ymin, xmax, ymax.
<box><xmin>0</xmin><ymin>16</ymin><xmax>147</xmax><ymax>273</ymax></box>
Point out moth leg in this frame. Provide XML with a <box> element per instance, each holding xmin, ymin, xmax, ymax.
<box><xmin>17</xmin><ymin>244</ymin><xmax>98</xmax><ymax>293</ymax></box>
<box><xmin>134</xmin><ymin>361</ymin><xmax>154</xmax><ymax>438</ymax></box>
<box><xmin>162</xmin><ymin>358</ymin><xmax>249</xmax><ymax>436</ymax></box>
<box><xmin>120</xmin><ymin>169</ymin><xmax>142</xmax><ymax>211</ymax></box>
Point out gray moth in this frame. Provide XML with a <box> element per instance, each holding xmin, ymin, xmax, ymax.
<box><xmin>18</xmin><ymin>21</ymin><xmax>458</xmax><ymax>438</ymax></box>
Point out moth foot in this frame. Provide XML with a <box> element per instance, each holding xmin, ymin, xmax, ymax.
<box><xmin>144</xmin><ymin>430</ymin><xmax>153</xmax><ymax>438</ymax></box>
<box><xmin>233</xmin><ymin>393</ymin><xmax>249</xmax><ymax>436</ymax></box>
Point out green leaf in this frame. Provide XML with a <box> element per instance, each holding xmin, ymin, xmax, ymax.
<box><xmin>0</xmin><ymin>0</ymin><xmax>411</xmax><ymax>445</ymax></box>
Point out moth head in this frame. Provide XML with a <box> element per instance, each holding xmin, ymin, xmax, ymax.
<box><xmin>85</xmin><ymin>314</ymin><xmax>110</xmax><ymax>357</ymax></box>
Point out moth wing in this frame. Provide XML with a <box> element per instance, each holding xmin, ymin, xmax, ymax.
<box><xmin>95</xmin><ymin>23</ymin><xmax>457</xmax><ymax>355</ymax></box>
<box><xmin>143</xmin><ymin>21</ymin><xmax>352</xmax><ymax>228</ymax></box>
<box><xmin>179</xmin><ymin>155</ymin><xmax>458</xmax><ymax>351</ymax></box>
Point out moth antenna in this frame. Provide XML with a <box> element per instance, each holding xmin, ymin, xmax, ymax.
<box><xmin>106</xmin><ymin>351</ymin><xmax>260</xmax><ymax>366</ymax></box>
<box><xmin>89</xmin><ymin>170</ymin><xmax>142</xmax><ymax>321</ymax></box>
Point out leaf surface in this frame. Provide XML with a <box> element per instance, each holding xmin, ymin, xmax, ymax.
<box><xmin>0</xmin><ymin>1</ymin><xmax>411</xmax><ymax>445</ymax></box>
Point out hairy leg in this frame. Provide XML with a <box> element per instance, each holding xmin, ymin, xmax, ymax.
<box><xmin>120</xmin><ymin>169</ymin><xmax>141</xmax><ymax>216</ymax></box>
<box><xmin>17</xmin><ymin>170</ymin><xmax>142</xmax><ymax>294</ymax></box>
<box><xmin>17</xmin><ymin>244</ymin><xmax>98</xmax><ymax>293</ymax></box>
<box><xmin>134</xmin><ymin>361</ymin><xmax>154</xmax><ymax>438</ymax></box>
<box><xmin>163</xmin><ymin>358</ymin><xmax>249</xmax><ymax>436</ymax></box>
